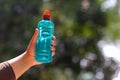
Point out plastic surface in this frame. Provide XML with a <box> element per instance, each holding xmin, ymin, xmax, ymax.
<box><xmin>43</xmin><ymin>10</ymin><xmax>50</xmax><ymax>19</ymax></box>
<box><xmin>35</xmin><ymin>10</ymin><xmax>54</xmax><ymax>63</ymax></box>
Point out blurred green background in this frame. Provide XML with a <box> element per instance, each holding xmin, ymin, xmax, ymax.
<box><xmin>0</xmin><ymin>0</ymin><xmax>120</xmax><ymax>80</ymax></box>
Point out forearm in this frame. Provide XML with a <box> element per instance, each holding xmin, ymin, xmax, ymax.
<box><xmin>7</xmin><ymin>52</ymin><xmax>39</xmax><ymax>79</ymax></box>
<box><xmin>6</xmin><ymin>29</ymin><xmax>40</xmax><ymax>79</ymax></box>
<box><xmin>6</xmin><ymin>29</ymin><xmax>55</xmax><ymax>79</ymax></box>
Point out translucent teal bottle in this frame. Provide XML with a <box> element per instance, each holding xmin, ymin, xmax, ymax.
<box><xmin>35</xmin><ymin>10</ymin><xmax>54</xmax><ymax>63</ymax></box>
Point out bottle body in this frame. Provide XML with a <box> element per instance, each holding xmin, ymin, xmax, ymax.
<box><xmin>35</xmin><ymin>19</ymin><xmax>54</xmax><ymax>63</ymax></box>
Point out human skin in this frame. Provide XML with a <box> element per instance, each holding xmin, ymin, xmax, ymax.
<box><xmin>8</xmin><ymin>28</ymin><xmax>56</xmax><ymax>79</ymax></box>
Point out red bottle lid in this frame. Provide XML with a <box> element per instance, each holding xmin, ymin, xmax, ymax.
<box><xmin>43</xmin><ymin>10</ymin><xmax>50</xmax><ymax>20</ymax></box>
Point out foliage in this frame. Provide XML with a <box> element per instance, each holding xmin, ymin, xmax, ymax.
<box><xmin>0</xmin><ymin>0</ymin><xmax>119</xmax><ymax>80</ymax></box>
<box><xmin>104</xmin><ymin>0</ymin><xmax>120</xmax><ymax>40</ymax></box>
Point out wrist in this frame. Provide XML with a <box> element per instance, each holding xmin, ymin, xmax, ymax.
<box><xmin>7</xmin><ymin>52</ymin><xmax>39</xmax><ymax>79</ymax></box>
<box><xmin>24</xmin><ymin>51</ymin><xmax>41</xmax><ymax>67</ymax></box>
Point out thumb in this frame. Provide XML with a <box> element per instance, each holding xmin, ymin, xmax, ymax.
<box><xmin>30</xmin><ymin>28</ymin><xmax>39</xmax><ymax>45</ymax></box>
<box><xmin>27</xmin><ymin>28</ymin><xmax>39</xmax><ymax>50</ymax></box>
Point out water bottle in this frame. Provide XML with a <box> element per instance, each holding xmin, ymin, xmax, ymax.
<box><xmin>35</xmin><ymin>10</ymin><xmax>54</xmax><ymax>63</ymax></box>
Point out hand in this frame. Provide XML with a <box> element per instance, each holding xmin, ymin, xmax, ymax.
<box><xmin>26</xmin><ymin>28</ymin><xmax>56</xmax><ymax>65</ymax></box>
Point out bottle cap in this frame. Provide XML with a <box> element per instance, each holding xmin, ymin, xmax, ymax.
<box><xmin>43</xmin><ymin>10</ymin><xmax>50</xmax><ymax>20</ymax></box>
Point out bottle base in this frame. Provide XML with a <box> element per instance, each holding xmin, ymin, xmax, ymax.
<box><xmin>35</xmin><ymin>56</ymin><xmax>52</xmax><ymax>63</ymax></box>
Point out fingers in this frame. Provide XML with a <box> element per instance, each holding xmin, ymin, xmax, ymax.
<box><xmin>51</xmin><ymin>46</ymin><xmax>55</xmax><ymax>52</ymax></box>
<box><xmin>51</xmin><ymin>46</ymin><xmax>55</xmax><ymax>56</ymax></box>
<box><xmin>52</xmin><ymin>36</ymin><xmax>56</xmax><ymax>46</ymax></box>
<box><xmin>52</xmin><ymin>52</ymin><xmax>55</xmax><ymax>56</ymax></box>
<box><xmin>51</xmin><ymin>35</ymin><xmax>56</xmax><ymax>56</ymax></box>
<box><xmin>52</xmin><ymin>36</ymin><xmax>56</xmax><ymax>40</ymax></box>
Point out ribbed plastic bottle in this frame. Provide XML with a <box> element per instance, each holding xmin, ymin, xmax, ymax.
<box><xmin>35</xmin><ymin>10</ymin><xmax>54</xmax><ymax>63</ymax></box>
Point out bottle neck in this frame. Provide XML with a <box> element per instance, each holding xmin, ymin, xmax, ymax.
<box><xmin>43</xmin><ymin>18</ymin><xmax>50</xmax><ymax>20</ymax></box>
